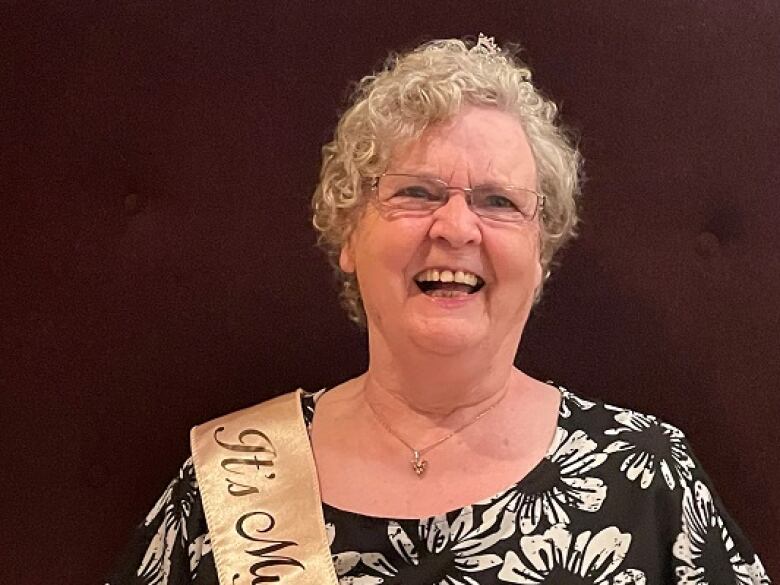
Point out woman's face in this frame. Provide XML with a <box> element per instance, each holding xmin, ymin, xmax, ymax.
<box><xmin>340</xmin><ymin>106</ymin><xmax>542</xmax><ymax>357</ymax></box>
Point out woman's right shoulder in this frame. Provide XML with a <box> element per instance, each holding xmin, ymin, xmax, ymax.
<box><xmin>106</xmin><ymin>457</ymin><xmax>215</xmax><ymax>584</ymax></box>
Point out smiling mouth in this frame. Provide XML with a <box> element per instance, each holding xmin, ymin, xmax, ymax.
<box><xmin>414</xmin><ymin>269</ymin><xmax>485</xmax><ymax>297</ymax></box>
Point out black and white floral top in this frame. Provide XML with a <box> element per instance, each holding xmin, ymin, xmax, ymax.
<box><xmin>108</xmin><ymin>386</ymin><xmax>772</xmax><ymax>585</ymax></box>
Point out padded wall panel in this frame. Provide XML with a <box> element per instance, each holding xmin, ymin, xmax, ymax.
<box><xmin>2</xmin><ymin>3</ymin><xmax>777</xmax><ymax>582</ymax></box>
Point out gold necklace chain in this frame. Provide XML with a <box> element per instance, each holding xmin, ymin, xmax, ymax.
<box><xmin>364</xmin><ymin>391</ymin><xmax>505</xmax><ymax>478</ymax></box>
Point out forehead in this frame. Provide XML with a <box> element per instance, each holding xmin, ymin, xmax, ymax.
<box><xmin>388</xmin><ymin>106</ymin><xmax>537</xmax><ymax>185</ymax></box>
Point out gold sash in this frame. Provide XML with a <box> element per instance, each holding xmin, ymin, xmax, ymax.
<box><xmin>190</xmin><ymin>390</ymin><xmax>338</xmax><ymax>585</ymax></box>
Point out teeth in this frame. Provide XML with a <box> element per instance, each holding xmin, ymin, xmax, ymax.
<box><xmin>415</xmin><ymin>268</ymin><xmax>482</xmax><ymax>286</ymax></box>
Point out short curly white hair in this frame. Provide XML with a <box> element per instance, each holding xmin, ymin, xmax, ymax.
<box><xmin>312</xmin><ymin>36</ymin><xmax>582</xmax><ymax>325</ymax></box>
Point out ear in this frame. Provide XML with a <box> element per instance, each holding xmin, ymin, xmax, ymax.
<box><xmin>532</xmin><ymin>237</ymin><xmax>545</xmax><ymax>300</ymax></box>
<box><xmin>339</xmin><ymin>241</ymin><xmax>356</xmax><ymax>273</ymax></box>
<box><xmin>531</xmin><ymin>261</ymin><xmax>546</xmax><ymax>305</ymax></box>
<box><xmin>534</xmin><ymin>231</ymin><xmax>545</xmax><ymax>291</ymax></box>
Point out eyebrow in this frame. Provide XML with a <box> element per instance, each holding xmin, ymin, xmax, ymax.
<box><xmin>386</xmin><ymin>170</ymin><xmax>520</xmax><ymax>187</ymax></box>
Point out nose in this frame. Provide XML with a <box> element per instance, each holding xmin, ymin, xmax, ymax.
<box><xmin>427</xmin><ymin>192</ymin><xmax>482</xmax><ymax>247</ymax></box>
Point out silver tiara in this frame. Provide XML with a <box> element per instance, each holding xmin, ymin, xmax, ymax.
<box><xmin>473</xmin><ymin>33</ymin><xmax>501</xmax><ymax>56</ymax></box>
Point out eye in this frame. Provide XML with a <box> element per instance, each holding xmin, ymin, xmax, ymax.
<box><xmin>377</xmin><ymin>175</ymin><xmax>446</xmax><ymax>211</ymax></box>
<box><xmin>482</xmin><ymin>191</ymin><xmax>521</xmax><ymax>210</ymax></box>
<box><xmin>394</xmin><ymin>185</ymin><xmax>439</xmax><ymax>201</ymax></box>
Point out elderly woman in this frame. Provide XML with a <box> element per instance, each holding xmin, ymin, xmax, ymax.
<box><xmin>109</xmin><ymin>36</ymin><xmax>771</xmax><ymax>585</ymax></box>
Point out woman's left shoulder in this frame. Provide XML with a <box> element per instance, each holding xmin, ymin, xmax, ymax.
<box><xmin>551</xmin><ymin>383</ymin><xmax>697</xmax><ymax>488</ymax></box>
<box><xmin>546</xmin><ymin>384</ymin><xmax>772</xmax><ymax>584</ymax></box>
<box><xmin>554</xmin><ymin>383</ymin><xmax>686</xmax><ymax>437</ymax></box>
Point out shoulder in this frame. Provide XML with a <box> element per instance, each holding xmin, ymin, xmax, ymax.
<box><xmin>107</xmin><ymin>457</ymin><xmax>214</xmax><ymax>584</ymax></box>
<box><xmin>498</xmin><ymin>384</ymin><xmax>770</xmax><ymax>583</ymax></box>
<box><xmin>144</xmin><ymin>457</ymin><xmax>211</xmax><ymax>553</ymax></box>
<box><xmin>194</xmin><ymin>389</ymin><xmax>311</xmax><ymax>427</ymax></box>
<box><xmin>551</xmin><ymin>384</ymin><xmax>696</xmax><ymax>491</ymax></box>
<box><xmin>191</xmin><ymin>389</ymin><xmax>323</xmax><ymax>437</ymax></box>
<box><xmin>554</xmin><ymin>383</ymin><xmax>687</xmax><ymax>439</ymax></box>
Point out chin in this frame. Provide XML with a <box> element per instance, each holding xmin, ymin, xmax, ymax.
<box><xmin>405</xmin><ymin>314</ymin><xmax>488</xmax><ymax>355</ymax></box>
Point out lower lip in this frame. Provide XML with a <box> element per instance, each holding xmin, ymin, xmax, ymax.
<box><xmin>421</xmin><ymin>290</ymin><xmax>480</xmax><ymax>309</ymax></box>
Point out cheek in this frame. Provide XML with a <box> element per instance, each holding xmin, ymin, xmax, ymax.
<box><xmin>353</xmin><ymin>229</ymin><xmax>412</xmax><ymax>293</ymax></box>
<box><xmin>490</xmin><ymin>230</ymin><xmax>541</xmax><ymax>283</ymax></box>
<box><xmin>361</xmin><ymin>221</ymin><xmax>427</xmax><ymax>271</ymax></box>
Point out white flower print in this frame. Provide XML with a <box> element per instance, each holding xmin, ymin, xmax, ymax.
<box><xmin>503</xmin><ymin>427</ymin><xmax>608</xmax><ymax>534</ymax></box>
<box><xmin>325</xmin><ymin>522</ymin><xmax>361</xmax><ymax>576</ymax></box>
<box><xmin>604</xmin><ymin>408</ymin><xmax>695</xmax><ymax>490</ymax></box>
<box><xmin>137</xmin><ymin>459</ymin><xmax>199</xmax><ymax>583</ymax></box>
<box><xmin>747</xmin><ymin>556</ymin><xmax>771</xmax><ymax>585</ymax></box>
<box><xmin>558</xmin><ymin>386</ymin><xmax>597</xmax><ymax>418</ymax></box>
<box><xmin>356</xmin><ymin>505</ymin><xmax>514</xmax><ymax>584</ymax></box>
<box><xmin>673</xmin><ymin>480</ymin><xmax>754</xmax><ymax>584</ymax></box>
<box><xmin>137</xmin><ymin>529</ymin><xmax>169</xmax><ymax>584</ymax></box>
<box><xmin>498</xmin><ymin>523</ymin><xmax>646</xmax><ymax>584</ymax></box>
<box><xmin>188</xmin><ymin>533</ymin><xmax>211</xmax><ymax>579</ymax></box>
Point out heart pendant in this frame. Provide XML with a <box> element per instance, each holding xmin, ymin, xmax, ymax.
<box><xmin>411</xmin><ymin>450</ymin><xmax>427</xmax><ymax>477</ymax></box>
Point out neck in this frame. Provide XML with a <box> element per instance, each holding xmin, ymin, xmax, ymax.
<box><xmin>363</xmin><ymin>329</ymin><xmax>521</xmax><ymax>420</ymax></box>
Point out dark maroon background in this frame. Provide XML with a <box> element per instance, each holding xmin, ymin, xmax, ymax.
<box><xmin>2</xmin><ymin>2</ymin><xmax>778</xmax><ymax>582</ymax></box>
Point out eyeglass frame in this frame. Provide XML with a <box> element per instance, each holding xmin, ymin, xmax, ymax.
<box><xmin>367</xmin><ymin>172</ymin><xmax>545</xmax><ymax>223</ymax></box>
